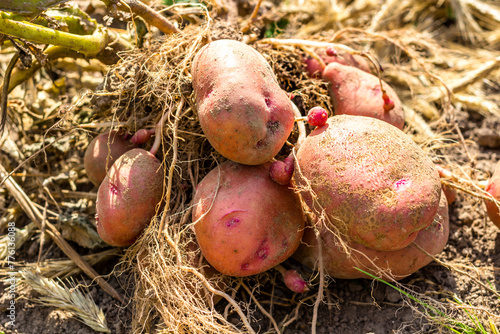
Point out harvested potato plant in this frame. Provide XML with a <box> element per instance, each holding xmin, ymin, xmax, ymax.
<box><xmin>1</xmin><ymin>0</ymin><xmax>500</xmax><ymax>333</ymax></box>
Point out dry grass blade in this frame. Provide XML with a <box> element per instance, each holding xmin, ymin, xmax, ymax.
<box><xmin>449</xmin><ymin>0</ymin><xmax>484</xmax><ymax>43</ymax></box>
<box><xmin>0</xmin><ymin>162</ymin><xmax>125</xmax><ymax>304</ymax></box>
<box><xmin>0</xmin><ymin>222</ymin><xmax>35</xmax><ymax>261</ymax></box>
<box><xmin>0</xmin><ymin>249</ymin><xmax>121</xmax><ymax>279</ymax></box>
<box><xmin>20</xmin><ymin>270</ymin><xmax>110</xmax><ymax>333</ymax></box>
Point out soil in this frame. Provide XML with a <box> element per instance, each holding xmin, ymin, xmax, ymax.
<box><xmin>2</xmin><ymin>108</ymin><xmax>499</xmax><ymax>334</ymax></box>
<box><xmin>1</xmin><ymin>1</ymin><xmax>500</xmax><ymax>334</ymax></box>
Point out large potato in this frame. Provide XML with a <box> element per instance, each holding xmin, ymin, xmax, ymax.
<box><xmin>293</xmin><ymin>192</ymin><xmax>449</xmax><ymax>280</ymax></box>
<box><xmin>191</xmin><ymin>40</ymin><xmax>295</xmax><ymax>165</ymax></box>
<box><xmin>322</xmin><ymin>62</ymin><xmax>404</xmax><ymax>129</ymax></box>
<box><xmin>295</xmin><ymin>115</ymin><xmax>441</xmax><ymax>251</ymax></box>
<box><xmin>96</xmin><ymin>148</ymin><xmax>164</xmax><ymax>247</ymax></box>
<box><xmin>192</xmin><ymin>161</ymin><xmax>305</xmax><ymax>277</ymax></box>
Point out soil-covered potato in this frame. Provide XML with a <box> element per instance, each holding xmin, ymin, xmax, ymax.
<box><xmin>192</xmin><ymin>161</ymin><xmax>305</xmax><ymax>277</ymax></box>
<box><xmin>96</xmin><ymin>148</ymin><xmax>164</xmax><ymax>247</ymax></box>
<box><xmin>322</xmin><ymin>62</ymin><xmax>405</xmax><ymax>129</ymax></box>
<box><xmin>295</xmin><ymin>115</ymin><xmax>441</xmax><ymax>251</ymax></box>
<box><xmin>293</xmin><ymin>192</ymin><xmax>449</xmax><ymax>280</ymax></box>
<box><xmin>191</xmin><ymin>39</ymin><xmax>295</xmax><ymax>165</ymax></box>
<box><xmin>485</xmin><ymin>161</ymin><xmax>500</xmax><ymax>228</ymax></box>
<box><xmin>84</xmin><ymin>130</ymin><xmax>137</xmax><ymax>186</ymax></box>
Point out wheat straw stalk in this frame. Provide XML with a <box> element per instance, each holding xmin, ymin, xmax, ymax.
<box><xmin>20</xmin><ymin>270</ymin><xmax>110</xmax><ymax>333</ymax></box>
<box><xmin>0</xmin><ymin>249</ymin><xmax>120</xmax><ymax>279</ymax></box>
<box><xmin>0</xmin><ymin>162</ymin><xmax>125</xmax><ymax>304</ymax></box>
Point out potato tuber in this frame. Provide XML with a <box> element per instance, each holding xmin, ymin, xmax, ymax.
<box><xmin>191</xmin><ymin>40</ymin><xmax>295</xmax><ymax>165</ymax></box>
<box><xmin>322</xmin><ymin>62</ymin><xmax>405</xmax><ymax>129</ymax></box>
<box><xmin>295</xmin><ymin>115</ymin><xmax>441</xmax><ymax>251</ymax></box>
<box><xmin>84</xmin><ymin>130</ymin><xmax>137</xmax><ymax>186</ymax></box>
<box><xmin>192</xmin><ymin>161</ymin><xmax>305</xmax><ymax>277</ymax></box>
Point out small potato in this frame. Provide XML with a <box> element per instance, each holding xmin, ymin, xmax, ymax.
<box><xmin>295</xmin><ymin>115</ymin><xmax>442</xmax><ymax>251</ymax></box>
<box><xmin>322</xmin><ymin>62</ymin><xmax>404</xmax><ymax>129</ymax></box>
<box><xmin>96</xmin><ymin>148</ymin><xmax>164</xmax><ymax>247</ymax></box>
<box><xmin>191</xmin><ymin>40</ymin><xmax>295</xmax><ymax>165</ymax></box>
<box><xmin>485</xmin><ymin>161</ymin><xmax>500</xmax><ymax>228</ymax></box>
<box><xmin>293</xmin><ymin>192</ymin><xmax>449</xmax><ymax>280</ymax></box>
<box><xmin>192</xmin><ymin>161</ymin><xmax>305</xmax><ymax>277</ymax></box>
<box><xmin>303</xmin><ymin>49</ymin><xmax>371</xmax><ymax>79</ymax></box>
<box><xmin>84</xmin><ymin>130</ymin><xmax>137</xmax><ymax>186</ymax></box>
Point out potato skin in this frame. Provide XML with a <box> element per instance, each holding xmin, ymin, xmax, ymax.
<box><xmin>96</xmin><ymin>148</ymin><xmax>164</xmax><ymax>247</ymax></box>
<box><xmin>191</xmin><ymin>40</ymin><xmax>295</xmax><ymax>165</ymax></box>
<box><xmin>84</xmin><ymin>130</ymin><xmax>137</xmax><ymax>186</ymax></box>
<box><xmin>304</xmin><ymin>49</ymin><xmax>371</xmax><ymax>79</ymax></box>
<box><xmin>322</xmin><ymin>62</ymin><xmax>404</xmax><ymax>129</ymax></box>
<box><xmin>293</xmin><ymin>192</ymin><xmax>449</xmax><ymax>280</ymax></box>
<box><xmin>295</xmin><ymin>115</ymin><xmax>441</xmax><ymax>251</ymax></box>
<box><xmin>485</xmin><ymin>161</ymin><xmax>500</xmax><ymax>228</ymax></box>
<box><xmin>192</xmin><ymin>161</ymin><xmax>305</xmax><ymax>277</ymax></box>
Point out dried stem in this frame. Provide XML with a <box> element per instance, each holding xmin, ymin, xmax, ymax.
<box><xmin>241</xmin><ymin>0</ymin><xmax>263</xmax><ymax>33</ymax></box>
<box><xmin>0</xmin><ymin>51</ymin><xmax>18</xmax><ymax>134</ymax></box>
<box><xmin>117</xmin><ymin>0</ymin><xmax>180</xmax><ymax>35</ymax></box>
<box><xmin>150</xmin><ymin>109</ymin><xmax>171</xmax><ymax>156</ymax></box>
<box><xmin>0</xmin><ymin>163</ymin><xmax>125</xmax><ymax>304</ymax></box>
<box><xmin>258</xmin><ymin>38</ymin><xmax>357</xmax><ymax>55</ymax></box>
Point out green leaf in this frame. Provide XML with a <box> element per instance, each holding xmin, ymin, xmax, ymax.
<box><xmin>264</xmin><ymin>18</ymin><xmax>289</xmax><ymax>38</ymax></box>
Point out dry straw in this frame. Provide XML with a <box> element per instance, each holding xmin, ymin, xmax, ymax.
<box><xmin>20</xmin><ymin>270</ymin><xmax>110</xmax><ymax>333</ymax></box>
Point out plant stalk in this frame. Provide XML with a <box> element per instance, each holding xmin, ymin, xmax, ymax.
<box><xmin>0</xmin><ymin>12</ymin><xmax>108</xmax><ymax>55</ymax></box>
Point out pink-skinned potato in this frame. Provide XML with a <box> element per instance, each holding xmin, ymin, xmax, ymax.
<box><xmin>84</xmin><ymin>130</ymin><xmax>137</xmax><ymax>186</ymax></box>
<box><xmin>485</xmin><ymin>161</ymin><xmax>500</xmax><ymax>228</ymax></box>
<box><xmin>303</xmin><ymin>49</ymin><xmax>371</xmax><ymax>78</ymax></box>
<box><xmin>295</xmin><ymin>115</ymin><xmax>442</xmax><ymax>251</ymax></box>
<box><xmin>293</xmin><ymin>192</ymin><xmax>449</xmax><ymax>280</ymax></box>
<box><xmin>191</xmin><ymin>40</ymin><xmax>295</xmax><ymax>165</ymax></box>
<box><xmin>96</xmin><ymin>148</ymin><xmax>164</xmax><ymax>247</ymax></box>
<box><xmin>322</xmin><ymin>62</ymin><xmax>404</xmax><ymax>129</ymax></box>
<box><xmin>192</xmin><ymin>161</ymin><xmax>305</xmax><ymax>277</ymax></box>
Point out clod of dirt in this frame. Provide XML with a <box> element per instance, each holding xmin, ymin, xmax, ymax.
<box><xmin>475</xmin><ymin>116</ymin><xmax>500</xmax><ymax>148</ymax></box>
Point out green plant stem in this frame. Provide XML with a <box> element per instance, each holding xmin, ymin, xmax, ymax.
<box><xmin>0</xmin><ymin>12</ymin><xmax>108</xmax><ymax>55</ymax></box>
<box><xmin>2</xmin><ymin>31</ymin><xmax>132</xmax><ymax>94</ymax></box>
